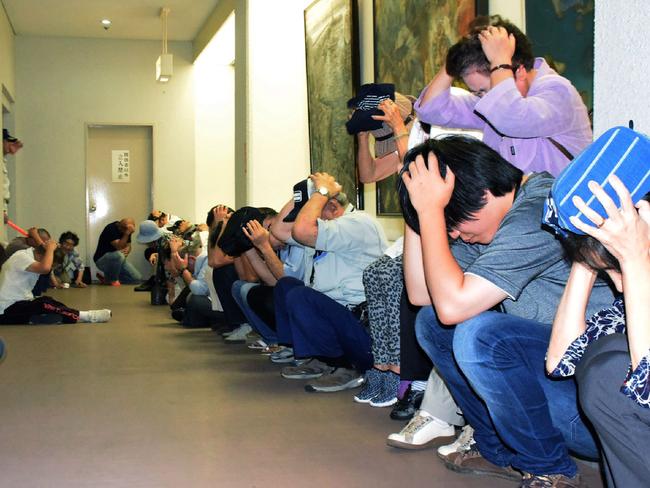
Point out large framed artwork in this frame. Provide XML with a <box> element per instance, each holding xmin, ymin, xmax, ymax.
<box><xmin>526</xmin><ymin>1</ymin><xmax>594</xmax><ymax>116</ymax></box>
<box><xmin>373</xmin><ymin>0</ymin><xmax>478</xmax><ymax>215</ymax></box>
<box><xmin>304</xmin><ymin>0</ymin><xmax>362</xmax><ymax>208</ymax></box>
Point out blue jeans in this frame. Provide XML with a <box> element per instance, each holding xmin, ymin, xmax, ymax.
<box><xmin>231</xmin><ymin>280</ymin><xmax>277</xmax><ymax>343</ymax></box>
<box><xmin>274</xmin><ymin>277</ymin><xmax>373</xmax><ymax>370</ymax></box>
<box><xmin>95</xmin><ymin>251</ymin><xmax>142</xmax><ymax>283</ymax></box>
<box><xmin>416</xmin><ymin>308</ymin><xmax>598</xmax><ymax>477</ymax></box>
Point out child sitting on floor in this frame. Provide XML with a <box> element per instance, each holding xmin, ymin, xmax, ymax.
<box><xmin>51</xmin><ymin>231</ymin><xmax>86</xmax><ymax>289</ymax></box>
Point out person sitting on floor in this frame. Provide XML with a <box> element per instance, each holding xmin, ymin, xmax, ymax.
<box><xmin>395</xmin><ymin>136</ymin><xmax>613</xmax><ymax>486</ymax></box>
<box><xmin>272</xmin><ymin>172</ymin><xmax>387</xmax><ymax>393</ymax></box>
<box><xmin>93</xmin><ymin>217</ymin><xmax>142</xmax><ymax>286</ymax></box>
<box><xmin>50</xmin><ymin>231</ymin><xmax>86</xmax><ymax>289</ymax></box>
<box><xmin>3</xmin><ymin>226</ymin><xmax>52</xmax><ymax>296</ymax></box>
<box><xmin>232</xmin><ymin>192</ymin><xmax>308</xmax><ymax>352</ymax></box>
<box><xmin>0</xmin><ymin>239</ymin><xmax>110</xmax><ymax>325</ymax></box>
<box><xmin>544</xmin><ymin>127</ymin><xmax>650</xmax><ymax>488</ymax></box>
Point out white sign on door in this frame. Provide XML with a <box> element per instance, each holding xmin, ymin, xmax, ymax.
<box><xmin>112</xmin><ymin>150</ymin><xmax>131</xmax><ymax>183</ymax></box>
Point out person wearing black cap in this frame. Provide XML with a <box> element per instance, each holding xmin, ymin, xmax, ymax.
<box><xmin>2</xmin><ymin>129</ymin><xmax>23</xmax><ymax>219</ymax></box>
<box><xmin>272</xmin><ymin>172</ymin><xmax>388</xmax><ymax>393</ymax></box>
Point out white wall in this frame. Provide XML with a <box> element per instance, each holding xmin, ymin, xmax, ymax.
<box><xmin>593</xmin><ymin>0</ymin><xmax>649</xmax><ymax>137</ymax></box>
<box><xmin>0</xmin><ymin>6</ymin><xmax>15</xmax><ymax>243</ymax></box>
<box><xmin>246</xmin><ymin>0</ymin><xmax>311</xmax><ymax>211</ymax></box>
<box><xmin>15</xmin><ymin>36</ymin><xmax>195</xmax><ymax>261</ymax></box>
<box><xmin>194</xmin><ymin>13</ymin><xmax>236</xmax><ymax>215</ymax></box>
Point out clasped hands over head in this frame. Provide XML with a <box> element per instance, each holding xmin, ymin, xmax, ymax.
<box><xmin>401</xmin><ymin>152</ymin><xmax>455</xmax><ymax>213</ymax></box>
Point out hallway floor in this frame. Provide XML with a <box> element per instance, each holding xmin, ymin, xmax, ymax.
<box><xmin>0</xmin><ymin>286</ymin><xmax>604</xmax><ymax>487</ymax></box>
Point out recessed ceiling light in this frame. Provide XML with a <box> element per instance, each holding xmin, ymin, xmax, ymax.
<box><xmin>101</xmin><ymin>19</ymin><xmax>112</xmax><ymax>27</ymax></box>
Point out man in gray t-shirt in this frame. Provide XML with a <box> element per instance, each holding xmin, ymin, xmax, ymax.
<box><xmin>399</xmin><ymin>137</ymin><xmax>612</xmax><ymax>485</ymax></box>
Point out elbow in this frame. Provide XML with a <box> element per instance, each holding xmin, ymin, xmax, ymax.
<box><xmin>434</xmin><ymin>303</ymin><xmax>466</xmax><ymax>326</ymax></box>
<box><xmin>405</xmin><ymin>288</ymin><xmax>431</xmax><ymax>307</ymax></box>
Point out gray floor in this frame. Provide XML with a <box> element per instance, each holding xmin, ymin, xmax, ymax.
<box><xmin>0</xmin><ymin>286</ymin><xmax>604</xmax><ymax>487</ymax></box>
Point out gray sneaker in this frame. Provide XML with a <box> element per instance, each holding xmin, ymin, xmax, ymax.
<box><xmin>281</xmin><ymin>358</ymin><xmax>332</xmax><ymax>380</ymax></box>
<box><xmin>304</xmin><ymin>368</ymin><xmax>364</xmax><ymax>393</ymax></box>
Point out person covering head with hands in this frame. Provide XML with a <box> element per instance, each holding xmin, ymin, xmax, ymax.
<box><xmin>398</xmin><ymin>136</ymin><xmax>613</xmax><ymax>486</ymax></box>
<box><xmin>0</xmin><ymin>237</ymin><xmax>111</xmax><ymax>325</ymax></box>
<box><xmin>414</xmin><ymin>15</ymin><xmax>591</xmax><ymax>176</ymax></box>
<box><xmin>93</xmin><ymin>217</ymin><xmax>142</xmax><ymax>286</ymax></box>
<box><xmin>272</xmin><ymin>172</ymin><xmax>388</xmax><ymax>393</ymax></box>
<box><xmin>543</xmin><ymin>126</ymin><xmax>650</xmax><ymax>487</ymax></box>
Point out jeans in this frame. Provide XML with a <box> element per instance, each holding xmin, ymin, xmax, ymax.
<box><xmin>577</xmin><ymin>334</ymin><xmax>650</xmax><ymax>487</ymax></box>
<box><xmin>95</xmin><ymin>251</ymin><xmax>142</xmax><ymax>283</ymax></box>
<box><xmin>415</xmin><ymin>307</ymin><xmax>598</xmax><ymax>477</ymax></box>
<box><xmin>274</xmin><ymin>277</ymin><xmax>373</xmax><ymax>370</ymax></box>
<box><xmin>231</xmin><ymin>280</ymin><xmax>277</xmax><ymax>343</ymax></box>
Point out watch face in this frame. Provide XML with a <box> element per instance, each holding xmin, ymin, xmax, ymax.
<box><xmin>318</xmin><ymin>187</ymin><xmax>328</xmax><ymax>196</ymax></box>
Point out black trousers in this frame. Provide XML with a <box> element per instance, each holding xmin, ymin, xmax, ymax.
<box><xmin>247</xmin><ymin>285</ymin><xmax>276</xmax><ymax>330</ymax></box>
<box><xmin>0</xmin><ymin>296</ymin><xmax>80</xmax><ymax>324</ymax></box>
<box><xmin>183</xmin><ymin>294</ymin><xmax>226</xmax><ymax>328</ymax></box>
<box><xmin>399</xmin><ymin>288</ymin><xmax>431</xmax><ymax>381</ymax></box>
<box><xmin>576</xmin><ymin>334</ymin><xmax>650</xmax><ymax>487</ymax></box>
<box><xmin>211</xmin><ymin>264</ymin><xmax>246</xmax><ymax>327</ymax></box>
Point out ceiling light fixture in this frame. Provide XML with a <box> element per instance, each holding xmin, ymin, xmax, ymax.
<box><xmin>156</xmin><ymin>7</ymin><xmax>173</xmax><ymax>83</ymax></box>
<box><xmin>101</xmin><ymin>19</ymin><xmax>112</xmax><ymax>30</ymax></box>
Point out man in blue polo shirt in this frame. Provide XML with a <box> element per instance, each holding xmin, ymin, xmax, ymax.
<box><xmin>273</xmin><ymin>172</ymin><xmax>387</xmax><ymax>393</ymax></box>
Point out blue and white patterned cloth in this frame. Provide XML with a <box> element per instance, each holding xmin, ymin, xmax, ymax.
<box><xmin>551</xmin><ymin>297</ymin><xmax>650</xmax><ymax>408</ymax></box>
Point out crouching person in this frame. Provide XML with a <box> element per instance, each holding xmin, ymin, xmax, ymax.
<box><xmin>273</xmin><ymin>172</ymin><xmax>387</xmax><ymax>392</ymax></box>
<box><xmin>0</xmin><ymin>240</ymin><xmax>111</xmax><ymax>324</ymax></box>
<box><xmin>398</xmin><ymin>137</ymin><xmax>613</xmax><ymax>486</ymax></box>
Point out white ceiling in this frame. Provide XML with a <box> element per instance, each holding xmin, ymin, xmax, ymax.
<box><xmin>1</xmin><ymin>0</ymin><xmax>222</xmax><ymax>41</ymax></box>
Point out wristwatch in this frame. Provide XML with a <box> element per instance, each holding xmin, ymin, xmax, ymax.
<box><xmin>317</xmin><ymin>187</ymin><xmax>330</xmax><ymax>198</ymax></box>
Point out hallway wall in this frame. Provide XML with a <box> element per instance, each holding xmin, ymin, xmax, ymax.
<box><xmin>15</xmin><ymin>36</ymin><xmax>195</xmax><ymax>262</ymax></box>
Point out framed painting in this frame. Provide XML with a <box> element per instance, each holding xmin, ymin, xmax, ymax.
<box><xmin>373</xmin><ymin>0</ymin><xmax>478</xmax><ymax>215</ymax></box>
<box><xmin>304</xmin><ymin>0</ymin><xmax>362</xmax><ymax>208</ymax></box>
<box><xmin>526</xmin><ymin>1</ymin><xmax>594</xmax><ymax>117</ymax></box>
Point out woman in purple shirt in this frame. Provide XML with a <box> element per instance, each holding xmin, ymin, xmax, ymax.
<box><xmin>415</xmin><ymin>16</ymin><xmax>591</xmax><ymax>176</ymax></box>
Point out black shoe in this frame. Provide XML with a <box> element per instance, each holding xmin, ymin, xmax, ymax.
<box><xmin>134</xmin><ymin>277</ymin><xmax>154</xmax><ymax>292</ymax></box>
<box><xmin>390</xmin><ymin>385</ymin><xmax>424</xmax><ymax>421</ymax></box>
<box><xmin>171</xmin><ymin>308</ymin><xmax>185</xmax><ymax>322</ymax></box>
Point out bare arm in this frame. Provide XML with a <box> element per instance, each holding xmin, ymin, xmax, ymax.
<box><xmin>570</xmin><ymin>177</ymin><xmax>650</xmax><ymax>369</ymax></box>
<box><xmin>242</xmin><ymin>220</ymin><xmax>285</xmax><ymax>282</ymax></box>
<box><xmin>233</xmin><ymin>254</ymin><xmax>258</xmax><ymax>283</ymax></box>
<box><xmin>207</xmin><ymin>223</ymin><xmax>234</xmax><ymax>268</ymax></box>
<box><xmin>292</xmin><ymin>173</ymin><xmax>341</xmax><ymax>248</ymax></box>
<box><xmin>546</xmin><ymin>262</ymin><xmax>597</xmax><ymax>373</ymax></box>
<box><xmin>111</xmin><ymin>229</ymin><xmax>133</xmax><ymax>251</ymax></box>
<box><xmin>27</xmin><ymin>240</ymin><xmax>57</xmax><ymax>274</ymax></box>
<box><xmin>243</xmin><ymin>248</ymin><xmax>277</xmax><ymax>286</ymax></box>
<box><xmin>357</xmin><ymin>132</ymin><xmax>399</xmax><ymax>183</ymax></box>
<box><xmin>401</xmin><ymin>153</ymin><xmax>506</xmax><ymax>324</ymax></box>
<box><xmin>403</xmin><ymin>224</ymin><xmax>431</xmax><ymax>306</ymax></box>
<box><xmin>269</xmin><ymin>198</ymin><xmax>295</xmax><ymax>243</ymax></box>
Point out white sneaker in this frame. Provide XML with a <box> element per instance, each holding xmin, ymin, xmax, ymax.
<box><xmin>437</xmin><ymin>424</ymin><xmax>475</xmax><ymax>457</ymax></box>
<box><xmin>224</xmin><ymin>324</ymin><xmax>252</xmax><ymax>343</ymax></box>
<box><xmin>81</xmin><ymin>309</ymin><xmax>112</xmax><ymax>323</ymax></box>
<box><xmin>386</xmin><ymin>410</ymin><xmax>455</xmax><ymax>450</ymax></box>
